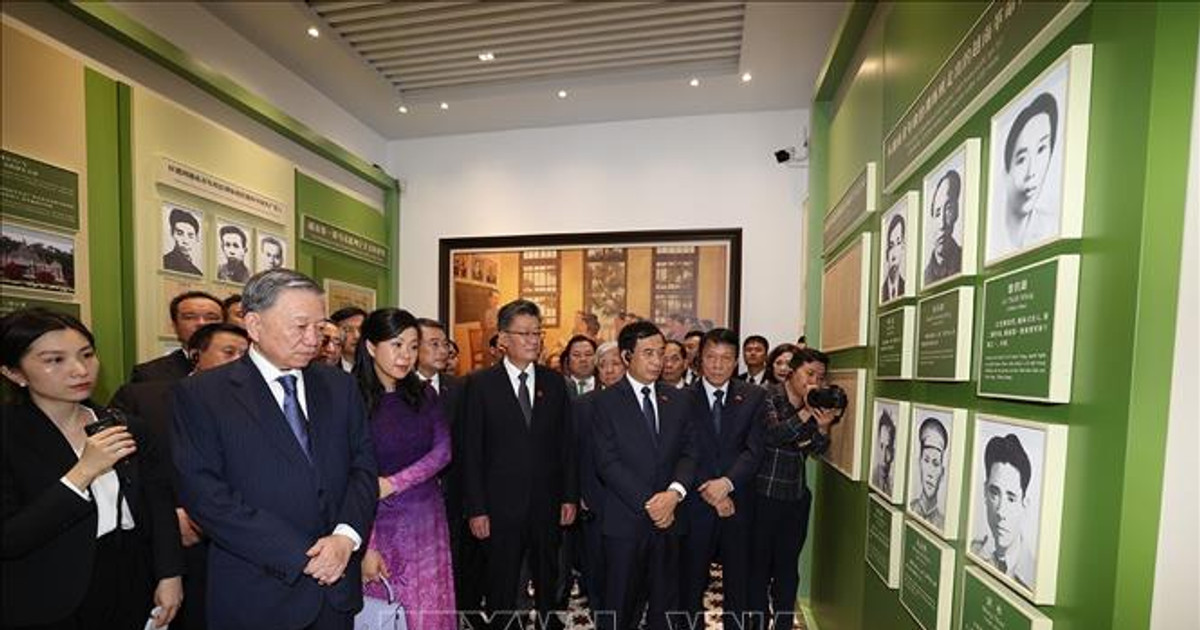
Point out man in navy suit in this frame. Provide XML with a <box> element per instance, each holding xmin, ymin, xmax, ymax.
<box><xmin>679</xmin><ymin>329</ymin><xmax>765</xmax><ymax>628</ymax></box>
<box><xmin>592</xmin><ymin>320</ymin><xmax>697</xmax><ymax>630</ymax></box>
<box><xmin>463</xmin><ymin>299</ymin><xmax>578</xmax><ymax>630</ymax></box>
<box><xmin>171</xmin><ymin>269</ymin><xmax>378</xmax><ymax>630</ymax></box>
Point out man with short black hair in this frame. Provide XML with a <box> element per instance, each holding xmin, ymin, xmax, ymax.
<box><xmin>680</xmin><ymin>328</ymin><xmax>764</xmax><ymax>627</ymax></box>
<box><xmin>736</xmin><ymin>335</ymin><xmax>770</xmax><ymax>386</ymax></box>
<box><xmin>925</xmin><ymin>170</ymin><xmax>963</xmax><ymax>284</ymax></box>
<box><xmin>970</xmin><ymin>434</ymin><xmax>1035</xmax><ymax>588</ymax></box>
<box><xmin>131</xmin><ymin>291</ymin><xmax>225</xmax><ymax>383</ymax></box>
<box><xmin>217</xmin><ymin>225</ymin><xmax>251</xmax><ymax>283</ymax></box>
<box><xmin>682</xmin><ymin>330</ymin><xmax>704</xmax><ymax>385</ymax></box>
<box><xmin>330</xmin><ymin>306</ymin><xmax>367</xmax><ymax>373</ymax></box>
<box><xmin>564</xmin><ymin>334</ymin><xmax>598</xmax><ymax>398</ymax></box>
<box><xmin>910</xmin><ymin>418</ymin><xmax>949</xmax><ymax>529</ymax></box>
<box><xmin>872</xmin><ymin>411</ymin><xmax>897</xmax><ymax>494</ymax></box>
<box><xmin>463</xmin><ymin>299</ymin><xmax>577</xmax><ymax>630</ymax></box>
<box><xmin>224</xmin><ymin>294</ymin><xmax>245</xmax><ymax>326</ymax></box>
<box><xmin>592</xmin><ymin>320</ymin><xmax>697</xmax><ymax>630</ymax></box>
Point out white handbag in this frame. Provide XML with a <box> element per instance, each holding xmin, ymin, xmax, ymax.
<box><xmin>354</xmin><ymin>578</ymin><xmax>408</xmax><ymax>630</ymax></box>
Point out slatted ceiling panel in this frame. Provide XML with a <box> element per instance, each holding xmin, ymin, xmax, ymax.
<box><xmin>306</xmin><ymin>0</ymin><xmax>747</xmax><ymax>95</ymax></box>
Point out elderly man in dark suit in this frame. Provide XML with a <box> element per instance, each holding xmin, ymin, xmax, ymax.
<box><xmin>679</xmin><ymin>328</ymin><xmax>764</xmax><ymax>629</ymax></box>
<box><xmin>463</xmin><ymin>299</ymin><xmax>578</xmax><ymax>630</ymax></box>
<box><xmin>130</xmin><ymin>291</ymin><xmax>225</xmax><ymax>384</ymax></box>
<box><xmin>171</xmin><ymin>269</ymin><xmax>377</xmax><ymax>630</ymax></box>
<box><xmin>592</xmin><ymin>320</ymin><xmax>697</xmax><ymax>630</ymax></box>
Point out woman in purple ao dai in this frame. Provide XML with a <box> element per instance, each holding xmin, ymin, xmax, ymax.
<box><xmin>355</xmin><ymin>308</ymin><xmax>455</xmax><ymax>630</ymax></box>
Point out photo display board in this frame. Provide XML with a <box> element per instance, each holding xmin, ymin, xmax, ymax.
<box><xmin>866</xmin><ymin>493</ymin><xmax>905</xmax><ymax>589</ymax></box>
<box><xmin>907</xmin><ymin>404</ymin><xmax>969</xmax><ymax>540</ymax></box>
<box><xmin>917</xmin><ymin>286</ymin><xmax>975</xmax><ymax>381</ymax></box>
<box><xmin>821</xmin><ymin>232</ymin><xmax>872</xmax><ymax>352</ymax></box>
<box><xmin>978</xmin><ymin>255</ymin><xmax>1079</xmax><ymax>402</ymax></box>
<box><xmin>869</xmin><ymin>398</ymin><xmax>911</xmax><ymax>503</ymax></box>
<box><xmin>878</xmin><ymin>305</ymin><xmax>916</xmax><ymax>380</ymax></box>
<box><xmin>880</xmin><ymin>191</ymin><xmax>920</xmax><ymax>305</ymax></box>
<box><xmin>966</xmin><ymin>414</ymin><xmax>1069</xmax><ymax>605</ymax></box>
<box><xmin>901</xmin><ymin>520</ymin><xmax>957</xmax><ymax>630</ymax></box>
<box><xmin>920</xmin><ymin>138</ymin><xmax>980</xmax><ymax>291</ymax></box>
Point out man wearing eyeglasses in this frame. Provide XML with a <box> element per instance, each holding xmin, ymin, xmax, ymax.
<box><xmin>463</xmin><ymin>299</ymin><xmax>578</xmax><ymax>630</ymax></box>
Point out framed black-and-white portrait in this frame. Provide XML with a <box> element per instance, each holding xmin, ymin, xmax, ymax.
<box><xmin>920</xmin><ymin>139</ymin><xmax>980</xmax><ymax>291</ymax></box>
<box><xmin>966</xmin><ymin>414</ymin><xmax>1068</xmax><ymax>605</ymax></box>
<box><xmin>161</xmin><ymin>203</ymin><xmax>204</xmax><ymax>277</ymax></box>
<box><xmin>906</xmin><ymin>404</ymin><xmax>968</xmax><ymax>540</ymax></box>
<box><xmin>869</xmin><ymin>398</ymin><xmax>910</xmax><ymax>504</ymax></box>
<box><xmin>986</xmin><ymin>45</ymin><xmax>1092</xmax><ymax>266</ymax></box>
<box><xmin>255</xmin><ymin>231</ymin><xmax>287</xmax><ymax>273</ymax></box>
<box><xmin>880</xmin><ymin>192</ymin><xmax>919</xmax><ymax>305</ymax></box>
<box><xmin>214</xmin><ymin>219</ymin><xmax>253</xmax><ymax>285</ymax></box>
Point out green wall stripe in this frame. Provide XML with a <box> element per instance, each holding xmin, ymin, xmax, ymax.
<box><xmin>1111</xmin><ymin>4</ymin><xmax>1200</xmax><ymax>628</ymax></box>
<box><xmin>83</xmin><ymin>68</ymin><xmax>126</xmax><ymax>402</ymax></box>
<box><xmin>814</xmin><ymin>2</ymin><xmax>878</xmax><ymax>102</ymax></box>
<box><xmin>54</xmin><ymin>1</ymin><xmax>397</xmax><ymax>193</ymax></box>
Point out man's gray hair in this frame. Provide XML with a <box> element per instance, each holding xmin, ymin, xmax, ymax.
<box><xmin>241</xmin><ymin>268</ymin><xmax>323</xmax><ymax>314</ymax></box>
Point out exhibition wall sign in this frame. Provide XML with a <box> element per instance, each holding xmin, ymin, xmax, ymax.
<box><xmin>824</xmin><ymin>162</ymin><xmax>877</xmax><ymax>254</ymax></box>
<box><xmin>301</xmin><ymin>214</ymin><xmax>388</xmax><ymax>267</ymax></box>
<box><xmin>158</xmin><ymin>157</ymin><xmax>287</xmax><ymax>224</ymax></box>
<box><xmin>917</xmin><ymin>287</ymin><xmax>975</xmax><ymax>381</ymax></box>
<box><xmin>878</xmin><ymin>305</ymin><xmax>916</xmax><ymax>380</ymax></box>
<box><xmin>966</xmin><ymin>415</ymin><xmax>1069</xmax><ymax>605</ymax></box>
<box><xmin>901</xmin><ymin>519</ymin><xmax>957</xmax><ymax>630</ymax></box>
<box><xmin>0</xmin><ymin>150</ymin><xmax>79</xmax><ymax>231</ymax></box>
<box><xmin>960</xmin><ymin>565</ymin><xmax>1053</xmax><ymax>630</ymax></box>
<box><xmin>866</xmin><ymin>493</ymin><xmax>905</xmax><ymax>589</ymax></box>
<box><xmin>978</xmin><ymin>256</ymin><xmax>1079</xmax><ymax>402</ymax></box>
<box><xmin>883</xmin><ymin>1</ymin><xmax>1089</xmax><ymax>191</ymax></box>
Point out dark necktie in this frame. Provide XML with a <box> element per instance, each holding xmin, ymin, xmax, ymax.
<box><xmin>277</xmin><ymin>374</ymin><xmax>311</xmax><ymax>461</ymax></box>
<box><xmin>518</xmin><ymin>372</ymin><xmax>533</xmax><ymax>428</ymax></box>
<box><xmin>712</xmin><ymin>389</ymin><xmax>724</xmax><ymax>434</ymax></box>
<box><xmin>641</xmin><ymin>385</ymin><xmax>658</xmax><ymax>445</ymax></box>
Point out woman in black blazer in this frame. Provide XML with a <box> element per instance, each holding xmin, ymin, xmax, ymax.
<box><xmin>1</xmin><ymin>309</ymin><xmax>183</xmax><ymax>629</ymax></box>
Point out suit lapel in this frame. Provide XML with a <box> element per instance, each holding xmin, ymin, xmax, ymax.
<box><xmin>721</xmin><ymin>382</ymin><xmax>747</xmax><ymax>440</ymax></box>
<box><xmin>613</xmin><ymin>379</ymin><xmax>657</xmax><ymax>453</ymax></box>
<box><xmin>303</xmin><ymin>367</ymin><xmax>330</xmax><ymax>465</ymax></box>
<box><xmin>18</xmin><ymin>403</ymin><xmax>83</xmax><ymax>484</ymax></box>
<box><xmin>227</xmin><ymin>357</ymin><xmax>313</xmax><ymax>471</ymax></box>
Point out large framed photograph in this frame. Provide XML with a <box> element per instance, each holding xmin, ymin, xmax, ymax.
<box><xmin>821</xmin><ymin>232</ymin><xmax>871</xmax><ymax>352</ymax></box>
<box><xmin>821</xmin><ymin>368</ymin><xmax>866</xmax><ymax>481</ymax></box>
<box><xmin>439</xmin><ymin>230</ymin><xmax>741</xmax><ymax>373</ymax></box>
<box><xmin>255</xmin><ymin>230</ymin><xmax>288</xmax><ymax>273</ymax></box>
<box><xmin>869</xmin><ymin>398</ymin><xmax>910</xmax><ymax>504</ymax></box>
<box><xmin>324</xmin><ymin>278</ymin><xmax>377</xmax><ymax>314</ymax></box>
<box><xmin>880</xmin><ymin>192</ymin><xmax>919</xmax><ymax>305</ymax></box>
<box><xmin>0</xmin><ymin>222</ymin><xmax>75</xmax><ymax>294</ymax></box>
<box><xmin>920</xmin><ymin>138</ymin><xmax>980</xmax><ymax>291</ymax></box>
<box><xmin>907</xmin><ymin>404</ymin><xmax>969</xmax><ymax>540</ymax></box>
<box><xmin>986</xmin><ymin>45</ymin><xmax>1092</xmax><ymax>266</ymax></box>
<box><xmin>161</xmin><ymin>203</ymin><xmax>204</xmax><ymax>277</ymax></box>
<box><xmin>966</xmin><ymin>414</ymin><xmax>1068</xmax><ymax>605</ymax></box>
<box><xmin>214</xmin><ymin>219</ymin><xmax>253</xmax><ymax>285</ymax></box>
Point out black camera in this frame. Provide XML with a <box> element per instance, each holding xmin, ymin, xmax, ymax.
<box><xmin>83</xmin><ymin>407</ymin><xmax>127</xmax><ymax>437</ymax></box>
<box><xmin>806</xmin><ymin>384</ymin><xmax>848</xmax><ymax>412</ymax></box>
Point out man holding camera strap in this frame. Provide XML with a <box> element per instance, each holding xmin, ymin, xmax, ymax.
<box><xmin>747</xmin><ymin>348</ymin><xmax>842</xmax><ymax>630</ymax></box>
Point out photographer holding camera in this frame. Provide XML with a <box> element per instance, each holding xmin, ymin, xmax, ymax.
<box><xmin>1</xmin><ymin>308</ymin><xmax>184</xmax><ymax>629</ymax></box>
<box><xmin>747</xmin><ymin>348</ymin><xmax>843</xmax><ymax>630</ymax></box>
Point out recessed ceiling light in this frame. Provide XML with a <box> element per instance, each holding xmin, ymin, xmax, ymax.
<box><xmin>689</xmin><ymin>77</ymin><xmax>700</xmax><ymax>87</ymax></box>
<box><xmin>478</xmin><ymin>52</ymin><xmax>495</xmax><ymax>62</ymax></box>
<box><xmin>397</xmin><ymin>105</ymin><xmax>409</xmax><ymax>114</ymax></box>
<box><xmin>741</xmin><ymin>72</ymin><xmax>753</xmax><ymax>83</ymax></box>
<box><xmin>557</xmin><ymin>90</ymin><xmax>568</xmax><ymax>99</ymax></box>
<box><xmin>440</xmin><ymin>102</ymin><xmax>449</xmax><ymax>110</ymax></box>
<box><xmin>306</xmin><ymin>26</ymin><xmax>320</xmax><ymax>38</ymax></box>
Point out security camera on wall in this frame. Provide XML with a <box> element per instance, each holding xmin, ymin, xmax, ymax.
<box><xmin>774</xmin><ymin>131</ymin><xmax>810</xmax><ymax>167</ymax></box>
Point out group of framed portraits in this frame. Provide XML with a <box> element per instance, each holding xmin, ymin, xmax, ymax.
<box><xmin>160</xmin><ymin>202</ymin><xmax>288</xmax><ymax>284</ymax></box>
<box><xmin>867</xmin><ymin>402</ymin><xmax>1069</xmax><ymax>605</ymax></box>
<box><xmin>878</xmin><ymin>45</ymin><xmax>1092</xmax><ymax>308</ymax></box>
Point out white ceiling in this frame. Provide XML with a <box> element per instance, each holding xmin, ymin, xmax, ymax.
<box><xmin>204</xmin><ymin>1</ymin><xmax>847</xmax><ymax>140</ymax></box>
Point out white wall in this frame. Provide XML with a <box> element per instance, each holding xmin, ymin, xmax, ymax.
<box><xmin>1150</xmin><ymin>33</ymin><xmax>1200</xmax><ymax>630</ymax></box>
<box><xmin>388</xmin><ymin>109</ymin><xmax>810</xmax><ymax>347</ymax></box>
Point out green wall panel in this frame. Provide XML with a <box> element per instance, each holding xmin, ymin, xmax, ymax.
<box><xmin>806</xmin><ymin>3</ymin><xmax>1198</xmax><ymax>630</ymax></box>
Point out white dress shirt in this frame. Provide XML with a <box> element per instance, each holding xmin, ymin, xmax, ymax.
<box><xmin>625</xmin><ymin>374</ymin><xmax>687</xmax><ymax>500</ymax></box>
<box><xmin>744</xmin><ymin>369</ymin><xmax>766</xmax><ymax>386</ymax></box>
<box><xmin>503</xmin><ymin>358</ymin><xmax>536</xmax><ymax>406</ymax></box>
<box><xmin>340</xmin><ymin>356</ymin><xmax>353</xmax><ymax>373</ymax></box>
<box><xmin>571</xmin><ymin>375</ymin><xmax>596</xmax><ymax>395</ymax></box>
<box><xmin>420</xmin><ymin>370</ymin><xmax>441</xmax><ymax>395</ymax></box>
<box><xmin>248</xmin><ymin>345</ymin><xmax>362</xmax><ymax>550</ymax></box>
<box><xmin>59</xmin><ymin>407</ymin><xmax>135</xmax><ymax>538</ymax></box>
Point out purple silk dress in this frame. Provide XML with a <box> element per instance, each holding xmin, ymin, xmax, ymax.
<box><xmin>364</xmin><ymin>389</ymin><xmax>456</xmax><ymax>630</ymax></box>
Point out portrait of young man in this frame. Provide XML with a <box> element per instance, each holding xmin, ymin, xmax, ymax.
<box><xmin>216</xmin><ymin>223</ymin><xmax>252</xmax><ymax>284</ymax></box>
<box><xmin>871</xmin><ymin>408</ymin><xmax>897</xmax><ymax>496</ymax></box>
<box><xmin>257</xmin><ymin>234</ymin><xmax>285</xmax><ymax>272</ymax></box>
<box><xmin>162</xmin><ymin>205</ymin><xmax>204</xmax><ymax>276</ymax></box>
<box><xmin>923</xmin><ymin>169</ymin><xmax>963</xmax><ymax>285</ymax></box>
<box><xmin>970</xmin><ymin>432</ymin><xmax>1037</xmax><ymax>589</ymax></box>
<box><xmin>881</xmin><ymin>211</ymin><xmax>907</xmax><ymax>303</ymax></box>
<box><xmin>908</xmin><ymin>416</ymin><xmax>949</xmax><ymax>530</ymax></box>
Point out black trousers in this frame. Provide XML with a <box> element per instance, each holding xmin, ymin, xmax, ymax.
<box><xmin>174</xmin><ymin>540</ymin><xmax>209</xmax><ymax>630</ymax></box>
<box><xmin>579</xmin><ymin>513</ymin><xmax>607</xmax><ymax>613</ymax></box>
<box><xmin>747</xmin><ymin>492</ymin><xmax>811</xmax><ymax>630</ymax></box>
<box><xmin>300</xmin><ymin>601</ymin><xmax>353</xmax><ymax>630</ymax></box>
<box><xmin>601</xmin><ymin>531</ymin><xmax>680</xmax><ymax>630</ymax></box>
<box><xmin>483</xmin><ymin>515</ymin><xmax>561</xmax><ymax>630</ymax></box>
<box><xmin>10</xmin><ymin>530</ymin><xmax>151</xmax><ymax>630</ymax></box>
<box><xmin>679</xmin><ymin>501</ymin><xmax>754</xmax><ymax>627</ymax></box>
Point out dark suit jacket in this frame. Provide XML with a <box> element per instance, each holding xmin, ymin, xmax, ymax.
<box><xmin>592</xmin><ymin>379</ymin><xmax>697</xmax><ymax>539</ymax></box>
<box><xmin>171</xmin><ymin>356</ymin><xmax>377</xmax><ymax>630</ymax></box>
<box><xmin>462</xmin><ymin>363</ymin><xmax>578</xmax><ymax>526</ymax></box>
<box><xmin>681</xmin><ymin>380</ymin><xmax>764</xmax><ymax>522</ymax></box>
<box><xmin>130</xmin><ymin>348</ymin><xmax>192</xmax><ymax>384</ymax></box>
<box><xmin>163</xmin><ymin>248</ymin><xmax>202</xmax><ymax>276</ymax></box>
<box><xmin>433</xmin><ymin>374</ymin><xmax>467</xmax><ymax>522</ymax></box>
<box><xmin>924</xmin><ymin>237</ymin><xmax>962</xmax><ymax>284</ymax></box>
<box><xmin>111</xmin><ymin>379</ymin><xmax>179</xmax><ymax>500</ymax></box>
<box><xmin>573</xmin><ymin>390</ymin><xmax>605</xmax><ymax>517</ymax></box>
<box><xmin>881</xmin><ymin>274</ymin><xmax>906</xmax><ymax>302</ymax></box>
<box><xmin>1</xmin><ymin>401</ymin><xmax>183</xmax><ymax>627</ymax></box>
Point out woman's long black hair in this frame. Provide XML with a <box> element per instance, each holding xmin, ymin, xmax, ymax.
<box><xmin>352</xmin><ymin>308</ymin><xmax>426</xmax><ymax>415</ymax></box>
